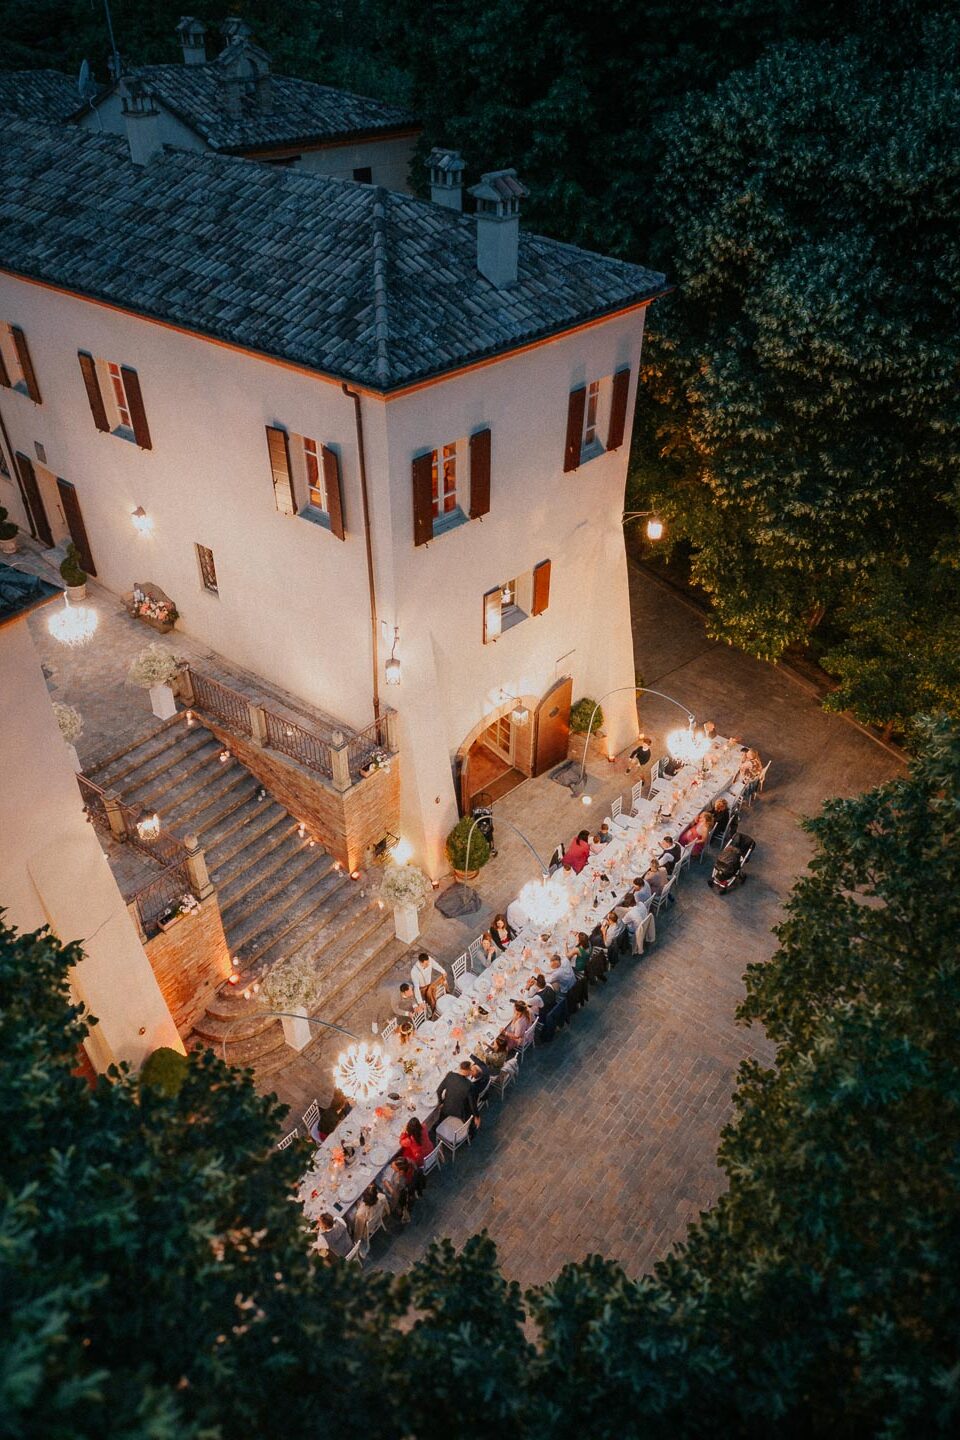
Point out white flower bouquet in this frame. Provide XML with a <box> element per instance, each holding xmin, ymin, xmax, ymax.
<box><xmin>380</xmin><ymin>863</ymin><xmax>431</xmax><ymax>910</ymax></box>
<box><xmin>128</xmin><ymin>643</ymin><xmax>180</xmax><ymax>689</ymax></box>
<box><xmin>53</xmin><ymin>702</ymin><xmax>83</xmax><ymax>745</ymax></box>
<box><xmin>260</xmin><ymin>956</ymin><xmax>324</xmax><ymax>1012</ymax></box>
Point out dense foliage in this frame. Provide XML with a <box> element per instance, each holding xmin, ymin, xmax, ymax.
<box><xmin>3</xmin><ymin>721</ymin><xmax>960</xmax><ymax>1433</ymax></box>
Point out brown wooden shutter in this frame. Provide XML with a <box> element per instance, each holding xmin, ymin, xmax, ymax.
<box><xmin>321</xmin><ymin>444</ymin><xmax>345</xmax><ymax>540</ymax></box>
<box><xmin>15</xmin><ymin>453</ymin><xmax>53</xmax><ymax>546</ymax></box>
<box><xmin>57</xmin><ymin>479</ymin><xmax>96</xmax><ymax>576</ymax></box>
<box><xmin>0</xmin><ymin>344</ymin><xmax>10</xmax><ymax>388</ymax></box>
<box><xmin>11</xmin><ymin>327</ymin><xmax>41</xmax><ymax>403</ymax></box>
<box><xmin>120</xmin><ymin>366</ymin><xmax>151</xmax><ymax>450</ymax></box>
<box><xmin>265</xmin><ymin>426</ymin><xmax>297</xmax><ymax>515</ymax></box>
<box><xmin>468</xmin><ymin>427</ymin><xmax>491</xmax><ymax>519</ymax></box>
<box><xmin>606</xmin><ymin>367</ymin><xmax>631</xmax><ymax>452</ymax></box>
<box><xmin>411</xmin><ymin>452</ymin><xmax>434</xmax><ymax>546</ymax></box>
<box><xmin>77</xmin><ymin>351</ymin><xmax>110</xmax><ymax>432</ymax></box>
<box><xmin>531</xmin><ymin>559</ymin><xmax>551</xmax><ymax>616</ymax></box>
<box><xmin>482</xmin><ymin>586</ymin><xmax>502</xmax><ymax>643</ymax></box>
<box><xmin>563</xmin><ymin>386</ymin><xmax>586</xmax><ymax>472</ymax></box>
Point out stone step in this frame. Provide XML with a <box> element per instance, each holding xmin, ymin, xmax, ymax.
<box><xmin>191</xmin><ymin>1005</ymin><xmax>280</xmax><ymax>1046</ymax></box>
<box><xmin>214</xmin><ymin>821</ymin><xmax>309</xmax><ymax>910</ymax></box>
<box><xmin>159</xmin><ymin>765</ymin><xmax>255</xmax><ymax>835</ymax></box>
<box><xmin>219</xmin><ymin>841</ymin><xmax>330</xmax><ymax>937</ymax></box>
<box><xmin>92</xmin><ymin>722</ymin><xmax>209</xmax><ymax>791</ymax></box>
<box><xmin>202</xmin><ymin>798</ymin><xmax>288</xmax><ymax>872</ymax></box>
<box><xmin>238</xmin><ymin>878</ymin><xmax>374</xmax><ymax>983</ymax></box>
<box><xmin>129</xmin><ymin>744</ymin><xmax>231</xmax><ymax>818</ymax></box>
<box><xmin>203</xmin><ymin>1020</ymin><xmax>288</xmax><ymax>1071</ymax></box>
<box><xmin>227</xmin><ymin>865</ymin><xmax>350</xmax><ymax>965</ymax></box>
<box><xmin>85</xmin><ymin>716</ymin><xmax>177</xmax><ymax>781</ymax></box>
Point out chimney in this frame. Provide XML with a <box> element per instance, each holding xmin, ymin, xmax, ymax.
<box><xmin>426</xmin><ymin>148</ymin><xmax>464</xmax><ymax>211</ymax></box>
<box><xmin>220</xmin><ymin>17</ymin><xmax>254</xmax><ymax>47</ymax></box>
<box><xmin>256</xmin><ymin>69</ymin><xmax>273</xmax><ymax>115</ymax></box>
<box><xmin>176</xmin><ymin>16</ymin><xmax>207</xmax><ymax>66</ymax></box>
<box><xmin>121</xmin><ymin>79</ymin><xmax>163</xmax><ymax>166</ymax></box>
<box><xmin>467</xmin><ymin>169</ymin><xmax>528</xmax><ymax>287</ymax></box>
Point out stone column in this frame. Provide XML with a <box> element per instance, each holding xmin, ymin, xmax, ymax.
<box><xmin>248</xmin><ymin>703</ymin><xmax>267</xmax><ymax>747</ymax></box>
<box><xmin>183</xmin><ymin>833</ymin><xmax>214</xmax><ymax>901</ymax></box>
<box><xmin>104</xmin><ymin>790</ymin><xmax>127</xmax><ymax>842</ymax></box>
<box><xmin>331</xmin><ymin>742</ymin><xmax>352</xmax><ymax>794</ymax></box>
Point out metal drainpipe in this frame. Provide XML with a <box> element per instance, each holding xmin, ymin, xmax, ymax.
<box><xmin>341</xmin><ymin>382</ymin><xmax>381</xmax><ymax>725</ymax></box>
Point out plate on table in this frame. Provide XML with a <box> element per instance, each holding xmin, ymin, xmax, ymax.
<box><xmin>369</xmin><ymin>1143</ymin><xmax>392</xmax><ymax>1167</ymax></box>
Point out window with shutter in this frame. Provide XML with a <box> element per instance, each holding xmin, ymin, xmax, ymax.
<box><xmin>78</xmin><ymin>352</ymin><xmax>110</xmax><ymax>432</ymax></box>
<box><xmin>483</xmin><ymin>586</ymin><xmax>502</xmax><ymax>643</ymax></box>
<box><xmin>567</xmin><ymin>374</ymin><xmax>622</xmax><ymax>467</ymax></box>
<box><xmin>321</xmin><ymin>444</ymin><xmax>345</xmax><ymax>541</ymax></box>
<box><xmin>265</xmin><ymin>425</ymin><xmax>297</xmax><ymax>515</ymax></box>
<box><xmin>469</xmin><ymin>427</ymin><xmax>491</xmax><ymax>519</ymax></box>
<box><xmin>606</xmin><ymin>367</ymin><xmax>631</xmax><ymax>452</ymax></box>
<box><xmin>563</xmin><ymin>386</ymin><xmax>586</xmax><ymax>472</ymax></box>
<box><xmin>10</xmin><ymin>327</ymin><xmax>41</xmax><ymax>404</ymax></box>
<box><xmin>412</xmin><ymin>437</ymin><xmax>472</xmax><ymax>544</ymax></box>
<box><xmin>481</xmin><ymin>564</ymin><xmax>545</xmax><ymax>641</ymax></box>
<box><xmin>283</xmin><ymin>432</ymin><xmax>346</xmax><ymax>538</ymax></box>
<box><xmin>1</xmin><ymin>324</ymin><xmax>41</xmax><ymax>402</ymax></box>
<box><xmin>531</xmin><ymin>559</ymin><xmax>551</xmax><ymax>616</ymax></box>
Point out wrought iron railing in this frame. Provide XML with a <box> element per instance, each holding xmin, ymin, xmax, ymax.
<box><xmin>187</xmin><ymin>668</ymin><xmax>253</xmax><ymax>736</ymax></box>
<box><xmin>127</xmin><ymin>857</ymin><xmax>194</xmax><ymax>936</ymax></box>
<box><xmin>344</xmin><ymin>714</ymin><xmax>391</xmax><ymax>780</ymax></box>
<box><xmin>77</xmin><ymin>773</ymin><xmax>110</xmax><ymax>832</ymax></box>
<box><xmin>263</xmin><ymin>708</ymin><xmax>333</xmax><ymax>778</ymax></box>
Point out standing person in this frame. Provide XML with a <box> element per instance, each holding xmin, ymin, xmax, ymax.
<box><xmin>399</xmin><ymin>1116</ymin><xmax>434</xmax><ymax>1169</ymax></box>
<box><xmin>436</xmin><ymin>1061</ymin><xmax>479</xmax><ymax>1126</ymax></box>
<box><xmin>562</xmin><ymin>830</ymin><xmax>592</xmax><ymax>874</ymax></box>
<box><xmin>392</xmin><ymin>981</ymin><xmax>421</xmax><ymax>1039</ymax></box>
<box><xmin>410</xmin><ymin>952</ymin><xmax>446</xmax><ymax>1018</ymax></box>
<box><xmin>627</xmin><ymin>733</ymin><xmax>653</xmax><ymax>773</ymax></box>
<box><xmin>316</xmin><ymin>1212</ymin><xmax>353</xmax><ymax>1259</ymax></box>
<box><xmin>489</xmin><ymin>913</ymin><xmax>515</xmax><ymax>950</ymax></box>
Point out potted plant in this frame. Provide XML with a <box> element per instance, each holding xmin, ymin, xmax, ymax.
<box><xmin>157</xmin><ymin>892</ymin><xmax>200</xmax><ymax>932</ymax></box>
<box><xmin>359</xmin><ymin>748</ymin><xmax>392</xmax><ymax>779</ymax></box>
<box><xmin>570</xmin><ymin>697</ymin><xmax>604</xmax><ymax>734</ymax></box>
<box><xmin>59</xmin><ymin>543</ymin><xmax>88</xmax><ymax>600</ymax></box>
<box><xmin>128</xmin><ymin>643</ymin><xmax>180</xmax><ymax>720</ymax></box>
<box><xmin>53</xmin><ymin>701</ymin><xmax>83</xmax><ymax>772</ymax></box>
<box><xmin>380</xmin><ymin>862</ymin><xmax>431</xmax><ymax>943</ymax></box>
<box><xmin>129</xmin><ymin>583</ymin><xmax>178</xmax><ymax>633</ymax></box>
<box><xmin>0</xmin><ymin>506</ymin><xmax>18</xmax><ymax>556</ymax></box>
<box><xmin>446</xmin><ymin>814</ymin><xmax>491</xmax><ymax>882</ymax></box>
<box><xmin>260</xmin><ymin>956</ymin><xmax>323</xmax><ymax>1051</ymax></box>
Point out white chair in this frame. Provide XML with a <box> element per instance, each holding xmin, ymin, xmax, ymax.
<box><xmin>758</xmin><ymin>760</ymin><xmax>772</xmax><ymax>793</ymax></box>
<box><xmin>652</xmin><ymin>756</ymin><xmax>669</xmax><ymax>781</ymax></box>
<box><xmin>631</xmin><ymin>781</ymin><xmax>645</xmax><ymax>811</ymax></box>
<box><xmin>422</xmin><ymin>1144</ymin><xmax>445</xmax><ymax>1177</ymax></box>
<box><xmin>475</xmin><ymin>1078</ymin><xmax>495</xmax><ymax>1112</ymax></box>
<box><xmin>451</xmin><ymin>952</ymin><xmax>469</xmax><ymax>992</ymax></box>
<box><xmin>647</xmin><ymin>777</ymin><xmax>668</xmax><ymax>805</ymax></box>
<box><xmin>436</xmin><ymin>1115</ymin><xmax>472</xmax><ymax>1162</ymax></box>
<box><xmin>495</xmin><ymin>1058</ymin><xmax>518</xmax><ymax>1100</ymax></box>
<box><xmin>675</xmin><ymin>841</ymin><xmax>695</xmax><ymax>879</ymax></box>
<box><xmin>698</xmin><ymin>825</ymin><xmax>717</xmax><ymax>861</ymax></box>
<box><xmin>301</xmin><ymin>1099</ymin><xmax>320</xmax><ymax>1139</ymax></box>
<box><xmin>344</xmin><ymin>1236</ymin><xmax>364</xmax><ymax>1265</ymax></box>
<box><xmin>380</xmin><ymin>1017</ymin><xmax>398</xmax><ymax>1042</ymax></box>
<box><xmin>412</xmin><ymin>1007</ymin><xmax>427</xmax><ymax>1031</ymax></box>
<box><xmin>650</xmin><ymin>873</ymin><xmax>678</xmax><ymax>919</ymax></box>
<box><xmin>277</xmin><ymin>1126</ymin><xmax>299</xmax><ymax>1151</ymax></box>
<box><xmin>468</xmin><ymin>936</ymin><xmax>487</xmax><ymax>973</ymax></box>
<box><xmin>516</xmin><ymin>1019</ymin><xmax>538</xmax><ymax>1066</ymax></box>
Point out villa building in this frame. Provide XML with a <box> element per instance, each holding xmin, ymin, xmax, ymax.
<box><xmin>0</xmin><ymin>113</ymin><xmax>667</xmax><ymax>878</ymax></box>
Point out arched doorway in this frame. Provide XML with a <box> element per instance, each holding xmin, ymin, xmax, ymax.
<box><xmin>457</xmin><ymin>696</ymin><xmax>536</xmax><ymax>814</ymax></box>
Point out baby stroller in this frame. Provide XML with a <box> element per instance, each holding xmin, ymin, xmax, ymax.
<box><xmin>709</xmin><ymin>832</ymin><xmax>755</xmax><ymax>893</ymax></box>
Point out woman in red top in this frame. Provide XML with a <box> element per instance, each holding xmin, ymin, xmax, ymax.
<box><xmin>399</xmin><ymin>1115</ymin><xmax>434</xmax><ymax>1168</ymax></box>
<box><xmin>562</xmin><ymin>829</ymin><xmax>592</xmax><ymax>874</ymax></box>
<box><xmin>679</xmin><ymin>810</ymin><xmax>713</xmax><ymax>857</ymax></box>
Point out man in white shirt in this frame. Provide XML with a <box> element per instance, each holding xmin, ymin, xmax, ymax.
<box><xmin>548</xmin><ymin>954</ymin><xmax>577</xmax><ymax>996</ymax></box>
<box><xmin>410</xmin><ymin>951</ymin><xmax>446</xmax><ymax>1018</ymax></box>
<box><xmin>617</xmin><ymin>891</ymin><xmax>651</xmax><ymax>951</ymax></box>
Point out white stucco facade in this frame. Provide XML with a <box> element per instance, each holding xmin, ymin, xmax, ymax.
<box><xmin>0</xmin><ymin>610</ymin><xmax>182</xmax><ymax>1071</ymax></box>
<box><xmin>0</xmin><ymin>268</ymin><xmax>648</xmax><ymax>877</ymax></box>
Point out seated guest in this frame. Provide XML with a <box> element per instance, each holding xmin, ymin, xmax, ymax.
<box><xmin>533</xmin><ymin>974</ymin><xmax>566</xmax><ymax>1039</ymax></box>
<box><xmin>601</xmin><ymin>909</ymin><xmax>625</xmax><ymax>950</ymax></box>
<box><xmin>618</xmin><ymin>890</ymin><xmax>650</xmax><ymax>948</ymax></box>
<box><xmin>399</xmin><ymin>1116</ymin><xmax>434</xmax><ymax>1169</ymax></box>
<box><xmin>501</xmin><ymin>1000</ymin><xmax>534</xmax><ymax>1052</ymax></box>
<box><xmin>556</xmin><ymin>860</ymin><xmax>577</xmax><ymax>885</ymax></box>
<box><xmin>436</xmin><ymin>1060</ymin><xmax>479</xmax><ymax>1125</ymax></box>
<box><xmin>549</xmin><ymin>953</ymin><xmax>578</xmax><ymax>996</ymax></box>
<box><xmin>679</xmin><ymin>810</ymin><xmax>712</xmax><ymax>857</ymax></box>
<box><xmin>532</xmin><ymin>973</ymin><xmax>559</xmax><ymax>1018</ymax></box>
<box><xmin>563</xmin><ymin>829</ymin><xmax>592</xmax><ymax>874</ymax></box>
<box><xmin>410</xmin><ymin>951</ymin><xmax>447</xmax><ymax>1018</ymax></box>
<box><xmin>489</xmin><ymin>913</ymin><xmax>516</xmax><ymax>949</ymax></box>
<box><xmin>317</xmin><ymin>1088</ymin><xmax>351</xmax><ymax>1141</ymax></box>
<box><xmin>469</xmin><ymin>1055</ymin><xmax>492</xmax><ymax>1104</ymax></box>
<box><xmin>382</xmin><ymin>1156</ymin><xmax>419</xmax><ymax>1220</ymax></box>
<box><xmin>317</xmin><ymin>1211</ymin><xmax>353</xmax><ymax>1259</ymax></box>
<box><xmin>630</xmin><ymin>875</ymin><xmax>653</xmax><ymax>906</ymax></box>
<box><xmin>479</xmin><ymin>931</ymin><xmax>499</xmax><ymax>966</ymax></box>
<box><xmin>662</xmin><ymin>756</ymin><xmax>683</xmax><ymax>777</ymax></box>
<box><xmin>352</xmin><ymin>1185</ymin><xmax>390</xmax><ymax>1248</ymax></box>
<box><xmin>392</xmin><ymin>981</ymin><xmax>420</xmax><ymax>1038</ymax></box>
<box><xmin>645</xmin><ymin>860</ymin><xmax>667</xmax><ymax>896</ymax></box>
<box><xmin>739</xmin><ymin>748</ymin><xmax>763</xmax><ymax>784</ymax></box>
<box><xmin>591</xmin><ymin>822</ymin><xmax>614</xmax><ymax>849</ymax></box>
<box><xmin>480</xmin><ymin>1034</ymin><xmax>513</xmax><ymax>1074</ymax></box>
<box><xmin>711</xmin><ymin>798</ymin><xmax>736</xmax><ymax>842</ymax></box>
<box><xmin>659</xmin><ymin>835</ymin><xmax>682</xmax><ymax>874</ymax></box>
<box><xmin>586</xmin><ymin>945</ymin><xmax>609</xmax><ymax>985</ymax></box>
<box><xmin>567</xmin><ymin>931</ymin><xmax>593</xmax><ymax>977</ymax></box>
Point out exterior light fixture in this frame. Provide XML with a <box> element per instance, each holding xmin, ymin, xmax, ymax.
<box><xmin>136</xmin><ymin>812</ymin><xmax>160</xmax><ymax>842</ymax></box>
<box><xmin>516</xmin><ymin>875</ymin><xmax>569</xmax><ymax>929</ymax></box>
<box><xmin>511</xmin><ymin>702</ymin><xmax>530</xmax><ymax>726</ymax></box>
<box><xmin>646</xmin><ymin>517</ymin><xmax>664</xmax><ymax>541</ymax></box>
<box><xmin>47</xmin><ymin>595</ymin><xmax>98</xmax><ymax>647</ymax></box>
<box><xmin>333</xmin><ymin>1041</ymin><xmax>388</xmax><ymax>1103</ymax></box>
<box><xmin>392</xmin><ymin>836</ymin><xmax>414</xmax><ymax>865</ymax></box>
<box><xmin>385</xmin><ymin>626</ymin><xmax>401</xmax><ymax>685</ymax></box>
<box><xmin>667</xmin><ymin>720</ymin><xmax>710</xmax><ymax>765</ymax></box>
<box><xmin>131</xmin><ymin>505</ymin><xmax>153</xmax><ymax>536</ymax></box>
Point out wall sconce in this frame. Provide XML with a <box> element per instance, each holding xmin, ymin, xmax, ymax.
<box><xmin>385</xmin><ymin>626</ymin><xmax>401</xmax><ymax>685</ymax></box>
<box><xmin>131</xmin><ymin>505</ymin><xmax>153</xmax><ymax>536</ymax></box>
<box><xmin>646</xmin><ymin>517</ymin><xmax>664</xmax><ymax>541</ymax></box>
<box><xmin>511</xmin><ymin>702</ymin><xmax>530</xmax><ymax>726</ymax></box>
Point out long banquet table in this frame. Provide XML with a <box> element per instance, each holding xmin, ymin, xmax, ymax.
<box><xmin>299</xmin><ymin>738</ymin><xmax>745</xmax><ymax>1229</ymax></box>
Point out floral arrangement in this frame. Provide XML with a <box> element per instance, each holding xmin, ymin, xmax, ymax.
<box><xmin>379</xmin><ymin>863</ymin><xmax>431</xmax><ymax>911</ymax></box>
<box><xmin>374</xmin><ymin>1104</ymin><xmax>395</xmax><ymax>1121</ymax></box>
<box><xmin>53</xmin><ymin>702</ymin><xmax>83</xmax><ymax>745</ymax></box>
<box><xmin>331</xmin><ymin>1146</ymin><xmax>345</xmax><ymax>1168</ymax></box>
<box><xmin>131</xmin><ymin>586</ymin><xmax>179</xmax><ymax>627</ymax></box>
<box><xmin>128</xmin><ymin>643</ymin><xmax>180</xmax><ymax>690</ymax></box>
<box><xmin>360</xmin><ymin>749</ymin><xmax>392</xmax><ymax>775</ymax></box>
<box><xmin>158</xmin><ymin>893</ymin><xmax>200</xmax><ymax>928</ymax></box>
<box><xmin>260</xmin><ymin>954</ymin><xmax>324</xmax><ymax>1012</ymax></box>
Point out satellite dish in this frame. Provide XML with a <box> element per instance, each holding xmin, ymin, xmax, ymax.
<box><xmin>77</xmin><ymin>59</ymin><xmax>97</xmax><ymax>99</ymax></box>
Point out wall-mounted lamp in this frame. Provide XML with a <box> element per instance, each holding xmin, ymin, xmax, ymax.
<box><xmin>131</xmin><ymin>506</ymin><xmax>153</xmax><ymax>536</ymax></box>
<box><xmin>511</xmin><ymin>702</ymin><xmax>530</xmax><ymax>726</ymax></box>
<box><xmin>646</xmin><ymin>517</ymin><xmax>664</xmax><ymax>541</ymax></box>
<box><xmin>623</xmin><ymin>511</ymin><xmax>665</xmax><ymax>542</ymax></box>
<box><xmin>385</xmin><ymin>626</ymin><xmax>401</xmax><ymax>685</ymax></box>
<box><xmin>136</xmin><ymin>812</ymin><xmax>160</xmax><ymax>841</ymax></box>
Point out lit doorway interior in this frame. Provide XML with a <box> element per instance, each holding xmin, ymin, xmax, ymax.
<box><xmin>460</xmin><ymin>709</ymin><xmax>526</xmax><ymax>812</ymax></box>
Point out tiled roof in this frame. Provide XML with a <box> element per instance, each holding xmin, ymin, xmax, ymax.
<box><xmin>85</xmin><ymin>63</ymin><xmax>418</xmax><ymax>152</ymax></box>
<box><xmin>0</xmin><ymin>69</ymin><xmax>86</xmax><ymax>124</ymax></box>
<box><xmin>0</xmin><ymin>120</ymin><xmax>668</xmax><ymax>392</ymax></box>
<box><xmin>0</xmin><ymin>562</ymin><xmax>59</xmax><ymax>627</ymax></box>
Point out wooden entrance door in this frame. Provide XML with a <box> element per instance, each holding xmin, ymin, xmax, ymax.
<box><xmin>14</xmin><ymin>452</ymin><xmax>53</xmax><ymax>546</ymax></box>
<box><xmin>533</xmin><ymin>676</ymin><xmax>573</xmax><ymax>775</ymax></box>
<box><xmin>56</xmin><ymin>478</ymin><xmax>97</xmax><ymax>576</ymax></box>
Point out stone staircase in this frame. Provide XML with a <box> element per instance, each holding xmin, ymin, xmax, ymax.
<box><xmin>86</xmin><ymin>716</ymin><xmax>404</xmax><ymax>1079</ymax></box>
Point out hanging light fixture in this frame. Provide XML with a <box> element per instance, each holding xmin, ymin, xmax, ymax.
<box><xmin>47</xmin><ymin>594</ymin><xmax>98</xmax><ymax>647</ymax></box>
<box><xmin>667</xmin><ymin>719</ymin><xmax>710</xmax><ymax>765</ymax></box>
<box><xmin>333</xmin><ymin>1041</ymin><xmax>388</xmax><ymax>1103</ymax></box>
<box><xmin>646</xmin><ymin>517</ymin><xmax>664</xmax><ymax>541</ymax></box>
<box><xmin>384</xmin><ymin>626</ymin><xmax>401</xmax><ymax>685</ymax></box>
<box><xmin>511</xmin><ymin>701</ymin><xmax>530</xmax><ymax>726</ymax></box>
<box><xmin>131</xmin><ymin>505</ymin><xmax>153</xmax><ymax>536</ymax></box>
<box><xmin>136</xmin><ymin>812</ymin><xmax>160</xmax><ymax>842</ymax></box>
<box><xmin>516</xmin><ymin>874</ymin><xmax>569</xmax><ymax>929</ymax></box>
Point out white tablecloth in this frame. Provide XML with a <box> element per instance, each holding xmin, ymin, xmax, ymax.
<box><xmin>299</xmin><ymin>740</ymin><xmax>743</xmax><ymax>1225</ymax></box>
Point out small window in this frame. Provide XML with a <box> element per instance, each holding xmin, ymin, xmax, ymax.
<box><xmin>482</xmin><ymin>570</ymin><xmax>536</xmax><ymax>643</ymax></box>
<box><xmin>0</xmin><ymin>323</ymin><xmax>28</xmax><ymax>396</ymax></box>
<box><xmin>432</xmin><ymin>443</ymin><xmax>458</xmax><ymax>519</ymax></box>
<box><xmin>303</xmin><ymin>437</ymin><xmax>325</xmax><ymax>511</ymax></box>
<box><xmin>583</xmin><ymin>380</ymin><xmax>600</xmax><ymax>448</ymax></box>
<box><xmin>353</xmin><ymin>166</ymin><xmax>373</xmax><ymax>183</ymax></box>
<box><xmin>196</xmin><ymin>543</ymin><xmax>218</xmax><ymax>595</ymax></box>
<box><xmin>579</xmin><ymin>376</ymin><xmax>610</xmax><ymax>462</ymax></box>
<box><xmin>108</xmin><ymin>362</ymin><xmax>133</xmax><ymax>431</ymax></box>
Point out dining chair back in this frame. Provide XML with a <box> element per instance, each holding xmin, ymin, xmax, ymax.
<box><xmin>277</xmin><ymin>1126</ymin><xmax>299</xmax><ymax>1151</ymax></box>
<box><xmin>380</xmin><ymin>1017</ymin><xmax>397</xmax><ymax>1042</ymax></box>
<box><xmin>436</xmin><ymin>1115</ymin><xmax>472</xmax><ymax>1162</ymax></box>
<box><xmin>421</xmin><ymin>1144</ymin><xmax>445</xmax><ymax>1177</ymax></box>
<box><xmin>302</xmin><ymin>1099</ymin><xmax>320</xmax><ymax>1138</ymax></box>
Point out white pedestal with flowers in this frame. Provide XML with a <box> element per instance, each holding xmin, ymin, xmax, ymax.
<box><xmin>379</xmin><ymin>862</ymin><xmax>431</xmax><ymax>943</ymax></box>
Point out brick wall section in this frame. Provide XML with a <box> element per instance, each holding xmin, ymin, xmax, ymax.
<box><xmin>143</xmin><ymin>894</ymin><xmax>231</xmax><ymax>1036</ymax></box>
<box><xmin>198</xmin><ymin>717</ymin><xmax>401</xmax><ymax>871</ymax></box>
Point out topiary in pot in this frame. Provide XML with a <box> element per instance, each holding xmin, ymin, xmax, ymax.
<box><xmin>570</xmin><ymin>697</ymin><xmax>604</xmax><ymax>734</ymax></box>
<box><xmin>446</xmin><ymin>814</ymin><xmax>491</xmax><ymax>879</ymax></box>
<box><xmin>139</xmin><ymin>1046</ymin><xmax>188</xmax><ymax>1098</ymax></box>
<box><xmin>59</xmin><ymin>542</ymin><xmax>88</xmax><ymax>592</ymax></box>
<box><xmin>0</xmin><ymin>506</ymin><xmax>18</xmax><ymax>553</ymax></box>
